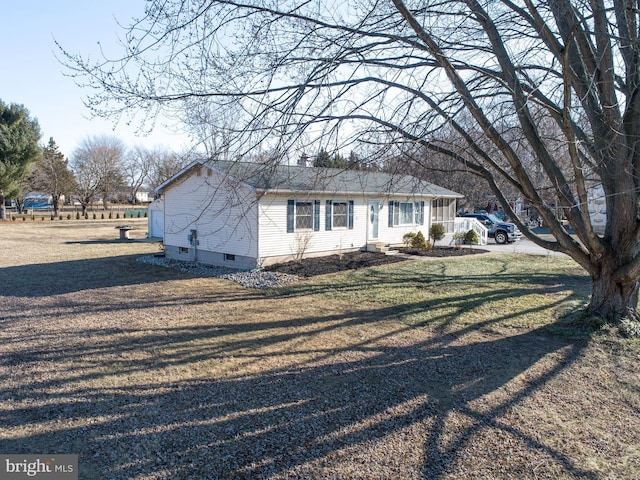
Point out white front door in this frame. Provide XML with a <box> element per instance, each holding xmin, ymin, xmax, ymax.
<box><xmin>368</xmin><ymin>200</ymin><xmax>379</xmax><ymax>241</ymax></box>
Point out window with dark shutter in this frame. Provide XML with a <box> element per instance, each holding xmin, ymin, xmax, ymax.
<box><xmin>287</xmin><ymin>199</ymin><xmax>295</xmax><ymax>233</ymax></box>
<box><xmin>388</xmin><ymin>201</ymin><xmax>394</xmax><ymax>227</ymax></box>
<box><xmin>393</xmin><ymin>201</ymin><xmax>400</xmax><ymax>226</ymax></box>
<box><xmin>314</xmin><ymin>200</ymin><xmax>320</xmax><ymax>231</ymax></box>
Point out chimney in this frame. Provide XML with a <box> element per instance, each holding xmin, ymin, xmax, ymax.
<box><xmin>297</xmin><ymin>153</ymin><xmax>310</xmax><ymax>167</ymax></box>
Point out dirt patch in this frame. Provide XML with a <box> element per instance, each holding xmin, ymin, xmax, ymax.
<box><xmin>265</xmin><ymin>247</ymin><xmax>488</xmax><ymax>277</ymax></box>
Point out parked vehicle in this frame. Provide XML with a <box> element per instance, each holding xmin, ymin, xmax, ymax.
<box><xmin>462</xmin><ymin>213</ymin><xmax>522</xmax><ymax>244</ymax></box>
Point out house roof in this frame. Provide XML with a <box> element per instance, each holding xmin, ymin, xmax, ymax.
<box><xmin>155</xmin><ymin>159</ymin><xmax>463</xmax><ymax>199</ymax></box>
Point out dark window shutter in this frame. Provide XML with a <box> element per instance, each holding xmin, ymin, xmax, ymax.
<box><xmin>325</xmin><ymin>200</ymin><xmax>332</xmax><ymax>230</ymax></box>
<box><xmin>348</xmin><ymin>200</ymin><xmax>354</xmax><ymax>229</ymax></box>
<box><xmin>388</xmin><ymin>201</ymin><xmax>394</xmax><ymax>227</ymax></box>
<box><xmin>394</xmin><ymin>201</ymin><xmax>400</xmax><ymax>226</ymax></box>
<box><xmin>313</xmin><ymin>200</ymin><xmax>320</xmax><ymax>231</ymax></box>
<box><xmin>420</xmin><ymin>201</ymin><xmax>425</xmax><ymax>225</ymax></box>
<box><xmin>287</xmin><ymin>199</ymin><xmax>294</xmax><ymax>233</ymax></box>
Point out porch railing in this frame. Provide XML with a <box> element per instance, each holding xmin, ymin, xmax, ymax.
<box><xmin>453</xmin><ymin>217</ymin><xmax>489</xmax><ymax>245</ymax></box>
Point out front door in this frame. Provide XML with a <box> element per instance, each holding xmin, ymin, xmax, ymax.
<box><xmin>368</xmin><ymin>200</ymin><xmax>379</xmax><ymax>241</ymax></box>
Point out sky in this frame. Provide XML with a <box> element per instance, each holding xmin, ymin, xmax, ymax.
<box><xmin>1</xmin><ymin>1</ymin><xmax>193</xmax><ymax>157</ymax></box>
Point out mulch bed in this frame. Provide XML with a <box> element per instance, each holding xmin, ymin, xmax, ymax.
<box><xmin>265</xmin><ymin>246</ymin><xmax>488</xmax><ymax>277</ymax></box>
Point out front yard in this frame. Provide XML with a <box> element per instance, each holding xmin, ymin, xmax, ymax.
<box><xmin>0</xmin><ymin>220</ymin><xmax>638</xmax><ymax>479</ymax></box>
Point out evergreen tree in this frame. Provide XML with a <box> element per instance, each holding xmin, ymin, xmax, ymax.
<box><xmin>331</xmin><ymin>153</ymin><xmax>348</xmax><ymax>169</ymax></box>
<box><xmin>313</xmin><ymin>148</ymin><xmax>331</xmax><ymax>168</ymax></box>
<box><xmin>0</xmin><ymin>101</ymin><xmax>41</xmax><ymax>220</ymax></box>
<box><xmin>347</xmin><ymin>151</ymin><xmax>361</xmax><ymax>170</ymax></box>
<box><xmin>313</xmin><ymin>149</ymin><xmax>348</xmax><ymax>168</ymax></box>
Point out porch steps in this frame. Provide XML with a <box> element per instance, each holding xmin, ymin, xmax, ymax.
<box><xmin>366</xmin><ymin>242</ymin><xmax>400</xmax><ymax>256</ymax></box>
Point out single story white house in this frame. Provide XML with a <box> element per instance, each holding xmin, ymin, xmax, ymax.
<box><xmin>154</xmin><ymin>160</ymin><xmax>463</xmax><ymax>268</ymax></box>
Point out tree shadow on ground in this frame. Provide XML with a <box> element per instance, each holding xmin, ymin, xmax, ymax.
<box><xmin>0</xmin><ymin>255</ymin><xmax>204</xmax><ymax>298</ymax></box>
<box><xmin>0</xmin><ymin>305</ymin><xmax>597</xmax><ymax>479</ymax></box>
<box><xmin>64</xmin><ymin>239</ymin><xmax>144</xmax><ymax>245</ymax></box>
<box><xmin>0</xmin><ymin>250</ymin><xmax>600</xmax><ymax>478</ymax></box>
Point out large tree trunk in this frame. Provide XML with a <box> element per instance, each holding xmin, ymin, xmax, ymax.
<box><xmin>588</xmin><ymin>256</ymin><xmax>640</xmax><ymax>320</ymax></box>
<box><xmin>0</xmin><ymin>194</ymin><xmax>5</xmax><ymax>220</ymax></box>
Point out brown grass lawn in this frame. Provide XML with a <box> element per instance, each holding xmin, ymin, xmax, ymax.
<box><xmin>0</xmin><ymin>219</ymin><xmax>638</xmax><ymax>479</ymax></box>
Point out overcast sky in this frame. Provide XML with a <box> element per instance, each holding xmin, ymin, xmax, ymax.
<box><xmin>1</xmin><ymin>1</ymin><xmax>192</xmax><ymax>157</ymax></box>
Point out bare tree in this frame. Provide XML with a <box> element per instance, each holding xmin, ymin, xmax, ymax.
<box><xmin>124</xmin><ymin>146</ymin><xmax>153</xmax><ymax>204</ymax></box>
<box><xmin>62</xmin><ymin>0</ymin><xmax>640</xmax><ymax>321</ymax></box>
<box><xmin>384</xmin><ymin>132</ymin><xmax>508</xmax><ymax>214</ymax></box>
<box><xmin>147</xmin><ymin>148</ymin><xmax>191</xmax><ymax>191</ymax></box>
<box><xmin>70</xmin><ymin>136</ymin><xmax>125</xmax><ymax>215</ymax></box>
<box><xmin>29</xmin><ymin>138</ymin><xmax>76</xmax><ymax>216</ymax></box>
<box><xmin>183</xmin><ymin>101</ymin><xmax>238</xmax><ymax>161</ymax></box>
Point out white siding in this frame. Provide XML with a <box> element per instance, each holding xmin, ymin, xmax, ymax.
<box><xmin>378</xmin><ymin>198</ymin><xmax>433</xmax><ymax>245</ymax></box>
<box><xmin>163</xmin><ymin>168</ymin><xmax>258</xmax><ymax>258</ymax></box>
<box><xmin>257</xmin><ymin>194</ymin><xmax>434</xmax><ymax>263</ymax></box>
<box><xmin>258</xmin><ymin>194</ymin><xmax>366</xmax><ymax>262</ymax></box>
<box><xmin>147</xmin><ymin>198</ymin><xmax>164</xmax><ymax>238</ymax></box>
<box><xmin>162</xmin><ymin>164</ymin><xmax>446</xmax><ymax>266</ymax></box>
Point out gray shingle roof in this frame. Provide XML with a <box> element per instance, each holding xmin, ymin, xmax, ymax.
<box><xmin>158</xmin><ymin>160</ymin><xmax>462</xmax><ymax>198</ymax></box>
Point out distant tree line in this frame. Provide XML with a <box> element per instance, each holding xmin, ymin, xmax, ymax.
<box><xmin>306</xmin><ymin>149</ymin><xmax>369</xmax><ymax>170</ymax></box>
<box><xmin>0</xmin><ymin>101</ymin><xmax>193</xmax><ymax>218</ymax></box>
<box><xmin>1</xmin><ymin>98</ymin><xmax>494</xmax><ymax>221</ymax></box>
<box><xmin>0</xmin><ymin>99</ymin><xmax>495</xmax><ymax>222</ymax></box>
